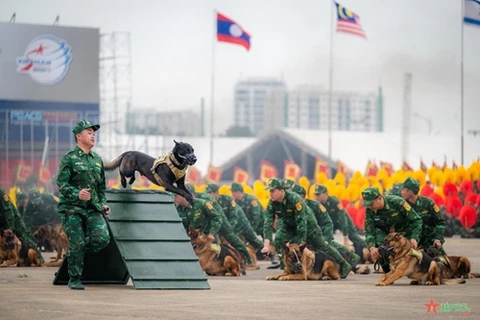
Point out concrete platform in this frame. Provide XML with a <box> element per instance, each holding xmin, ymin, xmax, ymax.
<box><xmin>1</xmin><ymin>235</ymin><xmax>479</xmax><ymax>320</ymax></box>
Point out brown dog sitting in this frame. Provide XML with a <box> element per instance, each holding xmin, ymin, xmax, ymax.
<box><xmin>188</xmin><ymin>227</ymin><xmax>243</xmax><ymax>276</ymax></box>
<box><xmin>375</xmin><ymin>232</ymin><xmax>465</xmax><ymax>286</ymax></box>
<box><xmin>266</xmin><ymin>243</ymin><xmax>340</xmax><ymax>281</ymax></box>
<box><xmin>426</xmin><ymin>248</ymin><xmax>480</xmax><ymax>280</ymax></box>
<box><xmin>33</xmin><ymin>224</ymin><xmax>69</xmax><ymax>267</ymax></box>
<box><xmin>0</xmin><ymin>229</ymin><xmax>41</xmax><ymax>267</ymax></box>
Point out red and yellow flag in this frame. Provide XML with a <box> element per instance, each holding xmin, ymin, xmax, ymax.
<box><xmin>420</xmin><ymin>158</ymin><xmax>428</xmax><ymax>172</ymax></box>
<box><xmin>38</xmin><ymin>166</ymin><xmax>52</xmax><ymax>184</ymax></box>
<box><xmin>233</xmin><ymin>166</ymin><xmax>250</xmax><ymax>184</ymax></box>
<box><xmin>314</xmin><ymin>158</ymin><xmax>329</xmax><ymax>178</ymax></box>
<box><xmin>283</xmin><ymin>161</ymin><xmax>301</xmax><ymax>181</ymax></box>
<box><xmin>186</xmin><ymin>166</ymin><xmax>202</xmax><ymax>186</ymax></box>
<box><xmin>379</xmin><ymin>161</ymin><xmax>394</xmax><ymax>176</ymax></box>
<box><xmin>15</xmin><ymin>162</ymin><xmax>34</xmax><ymax>184</ymax></box>
<box><xmin>336</xmin><ymin>160</ymin><xmax>350</xmax><ymax>176</ymax></box>
<box><xmin>364</xmin><ymin>159</ymin><xmax>378</xmax><ymax>177</ymax></box>
<box><xmin>205</xmin><ymin>165</ymin><xmax>222</xmax><ymax>184</ymax></box>
<box><xmin>259</xmin><ymin>160</ymin><xmax>278</xmax><ymax>182</ymax></box>
<box><xmin>402</xmin><ymin>160</ymin><xmax>414</xmax><ymax>172</ymax></box>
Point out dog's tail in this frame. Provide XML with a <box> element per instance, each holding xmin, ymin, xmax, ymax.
<box><xmin>103</xmin><ymin>152</ymin><xmax>129</xmax><ymax>171</ymax></box>
<box><xmin>468</xmin><ymin>272</ymin><xmax>480</xmax><ymax>278</ymax></box>
<box><xmin>443</xmin><ymin>279</ymin><xmax>466</xmax><ymax>285</ymax></box>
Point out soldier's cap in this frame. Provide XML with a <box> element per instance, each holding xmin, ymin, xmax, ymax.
<box><xmin>314</xmin><ymin>184</ymin><xmax>328</xmax><ymax>194</ymax></box>
<box><xmin>230</xmin><ymin>182</ymin><xmax>244</xmax><ymax>192</ymax></box>
<box><xmin>264</xmin><ymin>178</ymin><xmax>287</xmax><ymax>190</ymax></box>
<box><xmin>29</xmin><ymin>188</ymin><xmax>42</xmax><ymax>204</ymax></box>
<box><xmin>361</xmin><ymin>187</ymin><xmax>381</xmax><ymax>207</ymax></box>
<box><xmin>206</xmin><ymin>183</ymin><xmax>219</xmax><ymax>193</ymax></box>
<box><xmin>185</xmin><ymin>183</ymin><xmax>196</xmax><ymax>194</ymax></box>
<box><xmin>284</xmin><ymin>179</ymin><xmax>296</xmax><ymax>189</ymax></box>
<box><xmin>16</xmin><ymin>192</ymin><xmax>27</xmax><ymax>200</ymax></box>
<box><xmin>291</xmin><ymin>184</ymin><xmax>306</xmax><ymax>195</ymax></box>
<box><xmin>387</xmin><ymin>183</ymin><xmax>403</xmax><ymax>196</ymax></box>
<box><xmin>72</xmin><ymin>119</ymin><xmax>100</xmax><ymax>135</ymax></box>
<box><xmin>402</xmin><ymin>177</ymin><xmax>420</xmax><ymax>194</ymax></box>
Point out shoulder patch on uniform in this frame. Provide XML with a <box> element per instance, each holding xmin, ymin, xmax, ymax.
<box><xmin>337</xmin><ymin>203</ymin><xmax>343</xmax><ymax>210</ymax></box>
<box><xmin>295</xmin><ymin>201</ymin><xmax>303</xmax><ymax>211</ymax></box>
<box><xmin>231</xmin><ymin>199</ymin><xmax>236</xmax><ymax>208</ymax></box>
<box><xmin>433</xmin><ymin>205</ymin><xmax>440</xmax><ymax>213</ymax></box>
<box><xmin>319</xmin><ymin>205</ymin><xmax>327</xmax><ymax>213</ymax></box>
<box><xmin>251</xmin><ymin>200</ymin><xmax>258</xmax><ymax>207</ymax></box>
<box><xmin>205</xmin><ymin>201</ymin><xmax>214</xmax><ymax>210</ymax></box>
<box><xmin>402</xmin><ymin>201</ymin><xmax>411</xmax><ymax>211</ymax></box>
<box><xmin>3</xmin><ymin>194</ymin><xmax>9</xmax><ymax>202</ymax></box>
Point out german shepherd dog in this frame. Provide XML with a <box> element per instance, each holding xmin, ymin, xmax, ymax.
<box><xmin>188</xmin><ymin>227</ymin><xmax>243</xmax><ymax>276</ymax></box>
<box><xmin>375</xmin><ymin>232</ymin><xmax>465</xmax><ymax>286</ymax></box>
<box><xmin>266</xmin><ymin>243</ymin><xmax>340</xmax><ymax>281</ymax></box>
<box><xmin>426</xmin><ymin>248</ymin><xmax>480</xmax><ymax>279</ymax></box>
<box><xmin>104</xmin><ymin>140</ymin><xmax>197</xmax><ymax>204</ymax></box>
<box><xmin>0</xmin><ymin>229</ymin><xmax>41</xmax><ymax>267</ymax></box>
<box><xmin>33</xmin><ymin>224</ymin><xmax>69</xmax><ymax>267</ymax></box>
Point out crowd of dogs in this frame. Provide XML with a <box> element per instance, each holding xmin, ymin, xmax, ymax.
<box><xmin>2</xmin><ymin>141</ymin><xmax>479</xmax><ymax>287</ymax></box>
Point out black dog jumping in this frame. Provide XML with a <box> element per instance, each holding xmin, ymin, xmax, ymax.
<box><xmin>103</xmin><ymin>140</ymin><xmax>197</xmax><ymax>204</ymax></box>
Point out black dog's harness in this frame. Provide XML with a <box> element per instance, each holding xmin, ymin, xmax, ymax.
<box><xmin>151</xmin><ymin>152</ymin><xmax>188</xmax><ymax>186</ymax></box>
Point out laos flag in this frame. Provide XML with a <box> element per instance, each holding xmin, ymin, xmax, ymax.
<box><xmin>216</xmin><ymin>12</ymin><xmax>251</xmax><ymax>51</ymax></box>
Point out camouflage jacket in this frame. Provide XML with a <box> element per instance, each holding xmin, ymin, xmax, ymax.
<box><xmin>23</xmin><ymin>193</ymin><xmax>60</xmax><ymax>230</ymax></box>
<box><xmin>305</xmin><ymin>198</ymin><xmax>334</xmax><ymax>240</ymax></box>
<box><xmin>365</xmin><ymin>195</ymin><xmax>423</xmax><ymax>248</ymax></box>
<box><xmin>264</xmin><ymin>191</ymin><xmax>318</xmax><ymax>243</ymax></box>
<box><xmin>176</xmin><ymin>198</ymin><xmax>222</xmax><ymax>235</ymax></box>
<box><xmin>407</xmin><ymin>195</ymin><xmax>445</xmax><ymax>243</ymax></box>
<box><xmin>322</xmin><ymin>196</ymin><xmax>349</xmax><ymax>236</ymax></box>
<box><xmin>235</xmin><ymin>193</ymin><xmax>262</xmax><ymax>229</ymax></box>
<box><xmin>217</xmin><ymin>194</ymin><xmax>240</xmax><ymax>229</ymax></box>
<box><xmin>56</xmin><ymin>146</ymin><xmax>107</xmax><ymax>213</ymax></box>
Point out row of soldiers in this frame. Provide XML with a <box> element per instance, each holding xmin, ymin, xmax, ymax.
<box><xmin>174</xmin><ymin>180</ymin><xmax>371</xmax><ymax>278</ymax></box>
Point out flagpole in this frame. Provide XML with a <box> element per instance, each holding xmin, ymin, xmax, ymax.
<box><xmin>460</xmin><ymin>0</ymin><xmax>465</xmax><ymax>166</ymax></box>
<box><xmin>209</xmin><ymin>9</ymin><xmax>217</xmax><ymax>165</ymax></box>
<box><xmin>327</xmin><ymin>0</ymin><xmax>335</xmax><ymax>166</ymax></box>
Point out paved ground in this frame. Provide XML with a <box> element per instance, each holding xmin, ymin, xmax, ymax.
<box><xmin>1</xmin><ymin>235</ymin><xmax>480</xmax><ymax>320</ymax></box>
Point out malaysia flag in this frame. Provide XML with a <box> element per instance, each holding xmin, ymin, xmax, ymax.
<box><xmin>216</xmin><ymin>12</ymin><xmax>251</xmax><ymax>51</ymax></box>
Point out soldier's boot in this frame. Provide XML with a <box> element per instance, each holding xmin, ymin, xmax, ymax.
<box><xmin>267</xmin><ymin>253</ymin><xmax>280</xmax><ymax>269</ymax></box>
<box><xmin>268</xmin><ymin>254</ymin><xmax>284</xmax><ymax>270</ymax></box>
<box><xmin>68</xmin><ymin>279</ymin><xmax>85</xmax><ymax>290</ymax></box>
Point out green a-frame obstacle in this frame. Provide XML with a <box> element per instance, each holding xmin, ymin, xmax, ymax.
<box><xmin>53</xmin><ymin>189</ymin><xmax>210</xmax><ymax>290</ymax></box>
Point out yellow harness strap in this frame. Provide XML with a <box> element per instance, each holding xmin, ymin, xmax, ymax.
<box><xmin>208</xmin><ymin>243</ymin><xmax>222</xmax><ymax>256</ymax></box>
<box><xmin>150</xmin><ymin>153</ymin><xmax>188</xmax><ymax>186</ymax></box>
<box><xmin>409</xmin><ymin>249</ymin><xmax>422</xmax><ymax>261</ymax></box>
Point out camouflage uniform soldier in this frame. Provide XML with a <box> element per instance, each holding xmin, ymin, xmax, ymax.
<box><xmin>401</xmin><ymin>178</ymin><xmax>446</xmax><ymax>255</ymax></box>
<box><xmin>187</xmin><ymin>184</ymin><xmax>255</xmax><ymax>266</ymax></box>
<box><xmin>23</xmin><ymin>188</ymin><xmax>61</xmax><ymax>232</ymax></box>
<box><xmin>362</xmin><ymin>187</ymin><xmax>423</xmax><ymax>273</ymax></box>
<box><xmin>0</xmin><ymin>188</ymin><xmax>44</xmax><ymax>263</ymax></box>
<box><xmin>291</xmin><ymin>184</ymin><xmax>362</xmax><ymax>271</ymax></box>
<box><xmin>206</xmin><ymin>183</ymin><xmax>279</xmax><ymax>267</ymax></box>
<box><xmin>230</xmin><ymin>182</ymin><xmax>263</xmax><ymax>237</ymax></box>
<box><xmin>57</xmin><ymin>120</ymin><xmax>111</xmax><ymax>290</ymax></box>
<box><xmin>16</xmin><ymin>192</ymin><xmax>28</xmax><ymax>216</ymax></box>
<box><xmin>262</xmin><ymin>179</ymin><xmax>352</xmax><ymax>278</ymax></box>
<box><xmin>174</xmin><ymin>194</ymin><xmax>222</xmax><ymax>238</ymax></box>
<box><xmin>314</xmin><ymin>184</ymin><xmax>368</xmax><ymax>257</ymax></box>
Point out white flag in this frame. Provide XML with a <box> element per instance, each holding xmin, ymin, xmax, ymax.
<box><xmin>464</xmin><ymin>0</ymin><xmax>480</xmax><ymax>26</ymax></box>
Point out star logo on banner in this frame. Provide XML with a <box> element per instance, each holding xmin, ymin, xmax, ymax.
<box><xmin>424</xmin><ymin>298</ymin><xmax>440</xmax><ymax>314</ymax></box>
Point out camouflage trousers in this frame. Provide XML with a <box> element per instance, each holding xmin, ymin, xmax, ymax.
<box><xmin>218</xmin><ymin>219</ymin><xmax>254</xmax><ymax>265</ymax></box>
<box><xmin>234</xmin><ymin>221</ymin><xmax>263</xmax><ymax>250</ymax></box>
<box><xmin>60</xmin><ymin>208</ymin><xmax>110</xmax><ymax>281</ymax></box>
<box><xmin>274</xmin><ymin>226</ymin><xmax>351</xmax><ymax>269</ymax></box>
<box><xmin>346</xmin><ymin>216</ymin><xmax>367</xmax><ymax>251</ymax></box>
<box><xmin>328</xmin><ymin>239</ymin><xmax>360</xmax><ymax>267</ymax></box>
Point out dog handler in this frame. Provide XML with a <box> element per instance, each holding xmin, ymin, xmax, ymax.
<box><xmin>56</xmin><ymin>120</ymin><xmax>111</xmax><ymax>290</ymax></box>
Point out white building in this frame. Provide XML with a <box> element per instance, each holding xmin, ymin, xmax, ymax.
<box><xmin>128</xmin><ymin>109</ymin><xmax>203</xmax><ymax>137</ymax></box>
<box><xmin>286</xmin><ymin>85</ymin><xmax>382</xmax><ymax>132</ymax></box>
<box><xmin>234</xmin><ymin>78</ymin><xmax>287</xmax><ymax>135</ymax></box>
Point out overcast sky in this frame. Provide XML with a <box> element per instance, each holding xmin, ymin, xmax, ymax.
<box><xmin>3</xmin><ymin>0</ymin><xmax>480</xmax><ymax>140</ymax></box>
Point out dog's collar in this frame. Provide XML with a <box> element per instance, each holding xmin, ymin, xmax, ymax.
<box><xmin>168</xmin><ymin>152</ymin><xmax>183</xmax><ymax>168</ymax></box>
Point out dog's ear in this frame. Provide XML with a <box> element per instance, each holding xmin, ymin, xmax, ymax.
<box><xmin>389</xmin><ymin>226</ymin><xmax>396</xmax><ymax>233</ymax></box>
<box><xmin>173</xmin><ymin>139</ymin><xmax>179</xmax><ymax>145</ymax></box>
<box><xmin>298</xmin><ymin>243</ymin><xmax>307</xmax><ymax>252</ymax></box>
<box><xmin>281</xmin><ymin>242</ymin><xmax>289</xmax><ymax>252</ymax></box>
